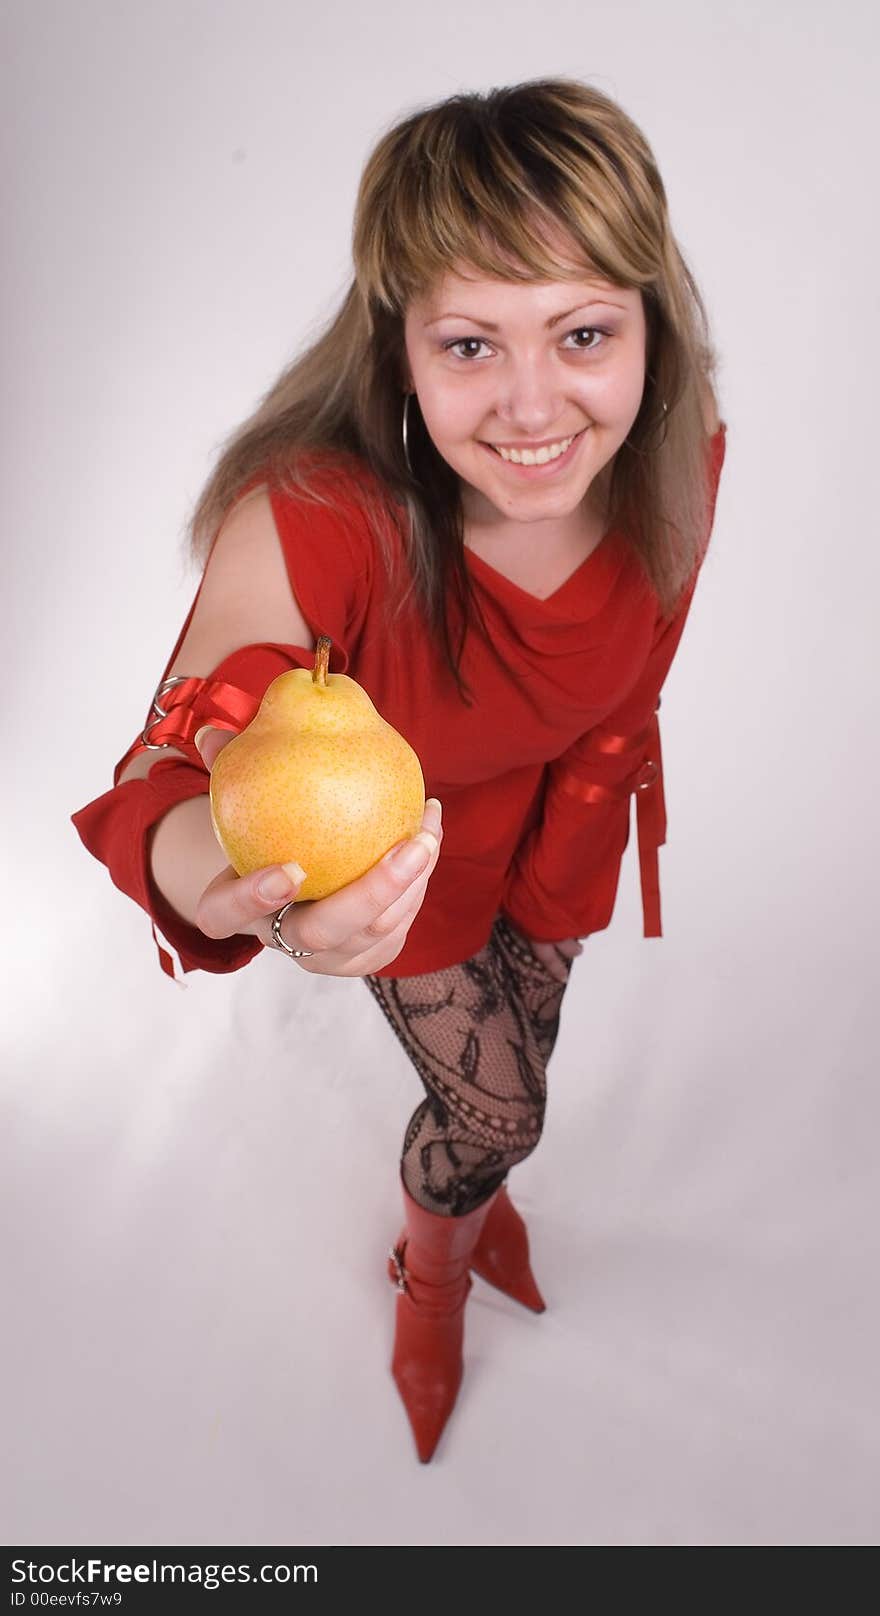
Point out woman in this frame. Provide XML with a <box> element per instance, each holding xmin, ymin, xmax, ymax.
<box><xmin>73</xmin><ymin>77</ymin><xmax>727</xmax><ymax>1463</ymax></box>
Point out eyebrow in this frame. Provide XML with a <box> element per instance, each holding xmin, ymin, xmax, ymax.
<box><xmin>423</xmin><ymin>299</ymin><xmax>629</xmax><ymax>330</ymax></box>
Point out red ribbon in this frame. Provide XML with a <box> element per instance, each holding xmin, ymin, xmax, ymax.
<box><xmin>556</xmin><ymin>708</ymin><xmax>666</xmax><ymax>938</ymax></box>
<box><xmin>115</xmin><ymin>676</ymin><xmax>261</xmax><ymax>783</ymax></box>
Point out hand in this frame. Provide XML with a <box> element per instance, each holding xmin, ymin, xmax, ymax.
<box><xmin>192</xmin><ymin>724</ymin><xmax>443</xmax><ymax>976</ymax></box>
<box><xmin>501</xmin><ymin>909</ymin><xmax>584</xmax><ymax>983</ymax></box>
<box><xmin>527</xmin><ymin>936</ymin><xmax>583</xmax><ymax>983</ymax></box>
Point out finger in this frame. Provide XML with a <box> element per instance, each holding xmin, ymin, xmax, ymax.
<box><xmin>194</xmin><ymin>724</ymin><xmax>238</xmax><ymax>770</ymax></box>
<box><xmin>196</xmin><ymin>859</ymin><xmax>308</xmax><ymax>940</ymax></box>
<box><xmin>272</xmin><ymin>827</ymin><xmax>442</xmax><ymax>968</ymax></box>
<box><xmin>530</xmin><ymin>941</ymin><xmax>570</xmax><ymax>984</ymax></box>
<box><xmin>355</xmin><ymin>804</ymin><xmax>445</xmax><ymax>939</ymax></box>
<box><xmin>200</xmin><ymin>800</ymin><xmax>442</xmax><ymax>951</ymax></box>
<box><xmin>293</xmin><ymin>806</ymin><xmax>443</xmax><ymax>956</ymax></box>
<box><xmin>337</xmin><ymin>916</ymin><xmax>412</xmax><ymax>976</ymax></box>
<box><xmin>245</xmin><ymin>828</ymin><xmax>441</xmax><ymax>959</ymax></box>
<box><xmin>354</xmin><ymin>816</ymin><xmax>443</xmax><ymax>942</ymax></box>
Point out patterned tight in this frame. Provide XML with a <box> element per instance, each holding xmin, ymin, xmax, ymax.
<box><xmin>363</xmin><ymin>912</ymin><xmax>575</xmax><ymax>1217</ymax></box>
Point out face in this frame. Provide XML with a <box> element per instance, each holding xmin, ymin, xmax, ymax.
<box><xmin>403</xmin><ymin>262</ymin><xmax>647</xmax><ymax>536</ymax></box>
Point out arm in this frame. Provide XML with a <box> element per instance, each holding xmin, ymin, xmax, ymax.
<box><xmin>501</xmin><ymin>573</ymin><xmax>699</xmax><ymax>943</ymax></box>
<box><xmin>502</xmin><ymin>422</ymin><xmax>727</xmax><ymax>946</ymax></box>
<box><xmin>71</xmin><ymin>485</ymin><xmax>319</xmax><ymax>977</ymax></box>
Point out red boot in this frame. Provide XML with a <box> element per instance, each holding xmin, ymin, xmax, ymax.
<box><xmin>387</xmin><ymin>1182</ymin><xmax>547</xmax><ymax>1312</ymax></box>
<box><xmin>387</xmin><ymin>1178</ymin><xmax>499</xmax><ymax>1463</ymax></box>
<box><xmin>469</xmin><ymin>1182</ymin><xmax>547</xmax><ymax>1313</ymax></box>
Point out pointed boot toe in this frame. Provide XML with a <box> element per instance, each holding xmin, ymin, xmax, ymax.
<box><xmin>469</xmin><ymin>1183</ymin><xmax>547</xmax><ymax>1312</ymax></box>
<box><xmin>475</xmin><ymin>1262</ymin><xmax>546</xmax><ymax>1313</ymax></box>
<box><xmin>391</xmin><ymin>1302</ymin><xmax>465</xmax><ymax>1462</ymax></box>
<box><xmin>386</xmin><ymin>1177</ymin><xmax>498</xmax><ymax>1463</ymax></box>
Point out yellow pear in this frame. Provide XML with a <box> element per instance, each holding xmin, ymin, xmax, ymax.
<box><xmin>209</xmin><ymin>636</ymin><xmax>426</xmax><ymax>901</ymax></box>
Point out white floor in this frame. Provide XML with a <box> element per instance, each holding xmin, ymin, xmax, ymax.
<box><xmin>4</xmin><ymin>848</ymin><xmax>877</xmax><ymax>1546</ymax></box>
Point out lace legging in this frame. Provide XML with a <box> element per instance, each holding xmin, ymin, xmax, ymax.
<box><xmin>363</xmin><ymin>912</ymin><xmax>575</xmax><ymax>1217</ymax></box>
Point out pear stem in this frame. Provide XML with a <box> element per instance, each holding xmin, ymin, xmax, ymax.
<box><xmin>313</xmin><ymin>636</ymin><xmax>332</xmax><ymax>688</ymax></box>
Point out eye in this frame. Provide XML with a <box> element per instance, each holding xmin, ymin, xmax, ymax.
<box><xmin>564</xmin><ymin>326</ymin><xmax>611</xmax><ymax>352</ymax></box>
<box><xmin>442</xmin><ymin>337</ymin><xmax>492</xmax><ymax>360</ymax></box>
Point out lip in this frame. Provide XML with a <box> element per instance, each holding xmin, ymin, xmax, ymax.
<box><xmin>480</xmin><ymin>427</ymin><xmax>588</xmax><ymax>478</ymax></box>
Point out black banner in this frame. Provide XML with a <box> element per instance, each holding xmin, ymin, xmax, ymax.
<box><xmin>3</xmin><ymin>1547</ymin><xmax>555</xmax><ymax>1606</ymax></box>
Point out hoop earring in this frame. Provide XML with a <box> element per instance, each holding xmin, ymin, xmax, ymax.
<box><xmin>402</xmin><ymin>391</ymin><xmax>415</xmax><ymax>476</ymax></box>
<box><xmin>624</xmin><ymin>376</ymin><xmax>670</xmax><ymax>453</ymax></box>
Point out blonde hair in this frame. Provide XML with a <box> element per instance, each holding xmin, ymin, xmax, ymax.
<box><xmin>186</xmin><ymin>76</ymin><xmax>722</xmax><ymax>706</ymax></box>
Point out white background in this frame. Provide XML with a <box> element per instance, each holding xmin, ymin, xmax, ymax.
<box><xmin>3</xmin><ymin>0</ymin><xmax>878</xmax><ymax>1546</ymax></box>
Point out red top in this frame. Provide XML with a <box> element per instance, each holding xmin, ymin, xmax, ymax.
<box><xmin>72</xmin><ymin>424</ymin><xmax>727</xmax><ymax>982</ymax></box>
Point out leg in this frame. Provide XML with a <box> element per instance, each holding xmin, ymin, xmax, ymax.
<box><xmin>491</xmin><ymin>911</ymin><xmax>571</xmax><ymax>1068</ymax></box>
<box><xmin>362</xmin><ymin>914</ymin><xmax>576</xmax><ymax>1461</ymax></box>
<box><xmin>363</xmin><ymin>913</ymin><xmax>575</xmax><ymax>1216</ymax></box>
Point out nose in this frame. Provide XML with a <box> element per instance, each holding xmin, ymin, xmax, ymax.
<box><xmin>495</xmin><ymin>352</ymin><xmax>565</xmax><ymax>435</ymax></box>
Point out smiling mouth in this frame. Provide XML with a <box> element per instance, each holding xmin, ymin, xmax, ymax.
<box><xmin>481</xmin><ymin>426</ymin><xmax>589</xmax><ymax>469</ymax></box>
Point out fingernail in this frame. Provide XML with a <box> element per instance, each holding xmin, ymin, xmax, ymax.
<box><xmin>258</xmin><ymin>869</ymin><xmax>297</xmax><ymax>902</ymax></box>
<box><xmin>282</xmin><ymin>860</ymin><xmax>307</xmax><ymax>886</ymax></box>
<box><xmin>194</xmin><ymin>725</ymin><xmax>211</xmax><ymax>755</ymax></box>
<box><xmin>424</xmin><ymin>799</ymin><xmax>443</xmax><ymax>835</ymax></box>
<box><xmin>389</xmin><ymin>831</ymin><xmax>436</xmax><ymax>878</ymax></box>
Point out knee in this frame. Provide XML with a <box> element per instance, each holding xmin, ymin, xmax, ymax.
<box><xmin>505</xmin><ymin>1108</ymin><xmax>546</xmax><ymax>1167</ymax></box>
<box><xmin>404</xmin><ymin>1089</ymin><xmax>547</xmax><ymax>1175</ymax></box>
<box><xmin>483</xmin><ymin>1093</ymin><xmax>547</xmax><ymax>1168</ymax></box>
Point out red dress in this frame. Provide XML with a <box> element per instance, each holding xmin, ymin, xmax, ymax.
<box><xmin>72</xmin><ymin>425</ymin><xmax>727</xmax><ymax>981</ymax></box>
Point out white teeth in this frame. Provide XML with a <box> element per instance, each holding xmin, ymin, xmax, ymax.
<box><xmin>494</xmin><ymin>433</ymin><xmax>576</xmax><ymax>465</ymax></box>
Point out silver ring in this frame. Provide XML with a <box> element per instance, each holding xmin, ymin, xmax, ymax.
<box><xmin>141</xmin><ymin>674</ymin><xmax>192</xmax><ymax>749</ymax></box>
<box><xmin>271</xmin><ymin>900</ymin><xmax>314</xmax><ymax>959</ymax></box>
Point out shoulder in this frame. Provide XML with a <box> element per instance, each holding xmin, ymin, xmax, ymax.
<box><xmin>175</xmin><ymin>485</ymin><xmax>315</xmax><ymax>669</ymax></box>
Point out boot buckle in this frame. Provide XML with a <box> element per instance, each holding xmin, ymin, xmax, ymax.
<box><xmin>388</xmin><ymin>1241</ymin><xmax>409</xmax><ymax>1296</ymax></box>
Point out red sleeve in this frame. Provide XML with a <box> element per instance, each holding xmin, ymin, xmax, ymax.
<box><xmin>501</xmin><ymin>425</ymin><xmax>727</xmax><ymax>943</ymax></box>
<box><xmin>70</xmin><ymin>458</ymin><xmax>377</xmax><ymax>981</ymax></box>
<box><xmin>70</xmin><ymin>644</ymin><xmax>316</xmax><ymax>980</ymax></box>
<box><xmin>71</xmin><ymin>755</ymin><xmax>264</xmax><ymax>979</ymax></box>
